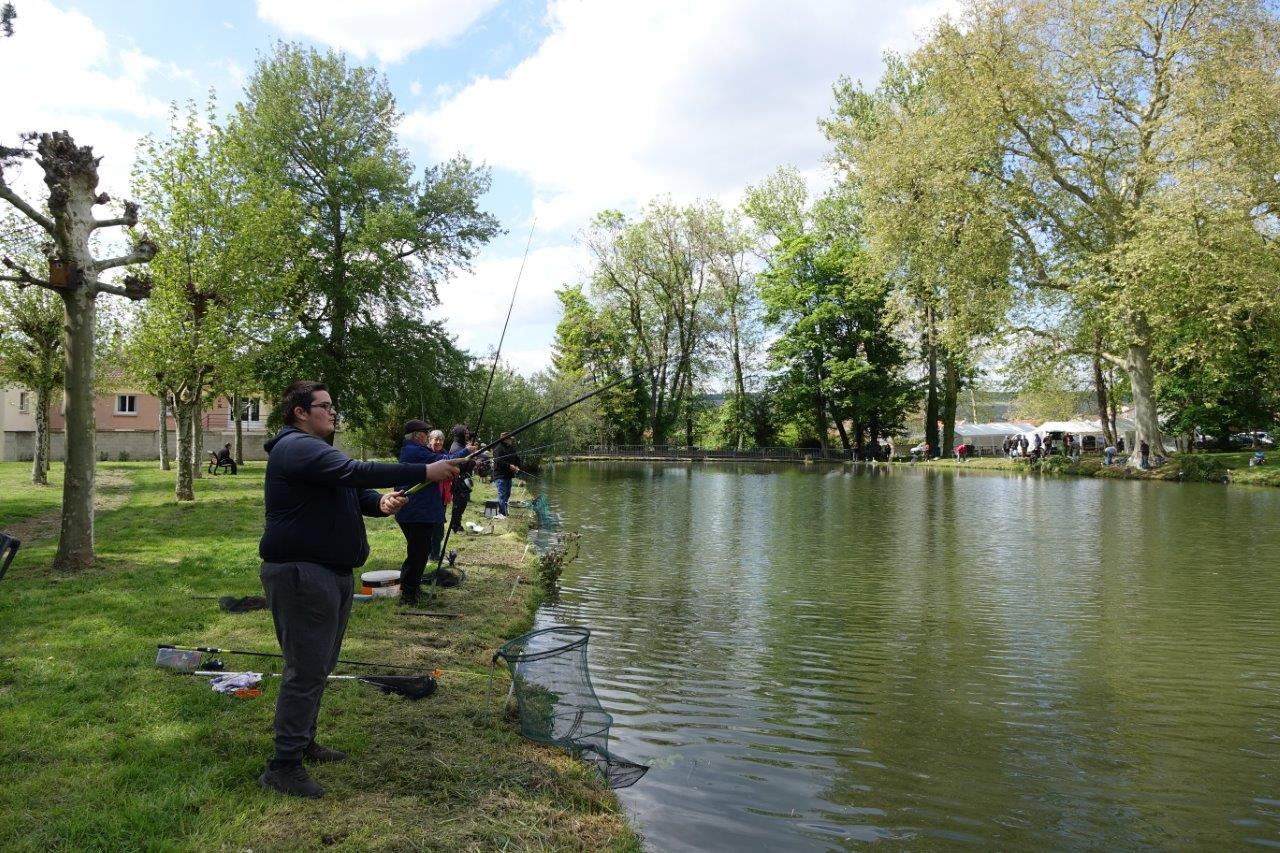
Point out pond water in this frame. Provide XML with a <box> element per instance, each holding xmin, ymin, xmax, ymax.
<box><xmin>531</xmin><ymin>461</ymin><xmax>1280</xmax><ymax>850</ymax></box>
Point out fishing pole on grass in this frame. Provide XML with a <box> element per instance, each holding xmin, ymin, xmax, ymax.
<box><xmin>157</xmin><ymin>643</ymin><xmax>423</xmax><ymax>673</ymax></box>
<box><xmin>189</xmin><ymin>670</ymin><xmax>438</xmax><ymax>700</ymax></box>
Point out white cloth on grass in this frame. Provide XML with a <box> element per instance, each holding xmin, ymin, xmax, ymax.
<box><xmin>209</xmin><ymin>671</ymin><xmax>263</xmax><ymax>694</ymax></box>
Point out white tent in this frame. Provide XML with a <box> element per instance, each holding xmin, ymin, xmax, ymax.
<box><xmin>954</xmin><ymin>421</ymin><xmax>1037</xmax><ymax>452</ymax></box>
<box><xmin>1032</xmin><ymin>420</ymin><xmax>1107</xmax><ymax>439</ymax></box>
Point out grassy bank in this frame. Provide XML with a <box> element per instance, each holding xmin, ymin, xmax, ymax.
<box><xmin>906</xmin><ymin>450</ymin><xmax>1280</xmax><ymax>487</ymax></box>
<box><xmin>0</xmin><ymin>462</ymin><xmax>640</xmax><ymax>851</ymax></box>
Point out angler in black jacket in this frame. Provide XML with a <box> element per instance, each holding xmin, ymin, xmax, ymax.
<box><xmin>256</xmin><ymin>381</ymin><xmax>460</xmax><ymax>799</ymax></box>
<box><xmin>492</xmin><ymin>432</ymin><xmax>521</xmax><ymax>517</ymax></box>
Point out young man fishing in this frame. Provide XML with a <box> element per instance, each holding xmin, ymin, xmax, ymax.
<box><xmin>257</xmin><ymin>381</ymin><xmax>461</xmax><ymax>798</ymax></box>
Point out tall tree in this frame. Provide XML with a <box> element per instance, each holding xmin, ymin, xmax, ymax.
<box><xmin>825</xmin><ymin>54</ymin><xmax>1012</xmax><ymax>455</ymax></box>
<box><xmin>865</xmin><ymin>0</ymin><xmax>1280</xmax><ymax>466</ymax></box>
<box><xmin>0</xmin><ymin>132</ymin><xmax>154</xmax><ymax>570</ymax></box>
<box><xmin>745</xmin><ymin>168</ymin><xmax>915</xmax><ymax>455</ymax></box>
<box><xmin>583</xmin><ymin>201</ymin><xmax>716</xmax><ymax>444</ymax></box>
<box><xmin>127</xmin><ymin>100</ymin><xmax>290</xmax><ymax>501</ymax></box>
<box><xmin>229</xmin><ymin>43</ymin><xmax>499</xmax><ymax>430</ymax></box>
<box><xmin>549</xmin><ymin>284</ymin><xmax>646</xmax><ymax>444</ymax></box>
<box><xmin>0</xmin><ymin>213</ymin><xmax>62</xmax><ymax>484</ymax></box>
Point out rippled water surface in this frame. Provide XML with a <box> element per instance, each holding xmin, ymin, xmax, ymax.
<box><xmin>532</xmin><ymin>462</ymin><xmax>1280</xmax><ymax>850</ymax></box>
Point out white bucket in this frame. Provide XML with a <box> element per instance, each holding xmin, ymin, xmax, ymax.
<box><xmin>360</xmin><ymin>569</ymin><xmax>401</xmax><ymax>597</ymax></box>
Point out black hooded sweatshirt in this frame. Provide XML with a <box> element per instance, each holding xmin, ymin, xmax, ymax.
<box><xmin>259</xmin><ymin>426</ymin><xmax>426</xmax><ymax>571</ymax></box>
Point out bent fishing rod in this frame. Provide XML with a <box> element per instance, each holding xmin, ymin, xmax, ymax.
<box><xmin>404</xmin><ymin>357</ymin><xmax>670</xmax><ymax>604</ymax></box>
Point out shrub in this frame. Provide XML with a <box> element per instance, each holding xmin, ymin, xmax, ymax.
<box><xmin>1177</xmin><ymin>454</ymin><xmax>1227</xmax><ymax>483</ymax></box>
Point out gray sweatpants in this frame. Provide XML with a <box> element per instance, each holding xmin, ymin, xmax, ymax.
<box><xmin>259</xmin><ymin>561</ymin><xmax>353</xmax><ymax>764</ymax></box>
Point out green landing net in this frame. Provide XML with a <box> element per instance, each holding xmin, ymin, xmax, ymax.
<box><xmin>493</xmin><ymin>626</ymin><xmax>648</xmax><ymax>790</ymax></box>
<box><xmin>525</xmin><ymin>493</ymin><xmax>559</xmax><ymax>531</ymax></box>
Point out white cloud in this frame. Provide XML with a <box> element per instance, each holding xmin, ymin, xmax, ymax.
<box><xmin>405</xmin><ymin>0</ymin><xmax>960</xmax><ymax>231</ymax></box>
<box><xmin>429</xmin><ymin>243</ymin><xmax>589</xmax><ymax>374</ymax></box>
<box><xmin>410</xmin><ymin>80</ymin><xmax>424</xmax><ymax>96</ymax></box>
<box><xmin>255</xmin><ymin>0</ymin><xmax>501</xmax><ymax>63</ymax></box>
<box><xmin>0</xmin><ymin>0</ymin><xmax>171</xmax><ymax>200</ymax></box>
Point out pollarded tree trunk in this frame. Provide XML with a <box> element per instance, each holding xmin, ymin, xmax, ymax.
<box><xmin>1</xmin><ymin>131</ymin><xmax>155</xmax><ymax>570</ymax></box>
<box><xmin>158</xmin><ymin>394</ymin><xmax>170</xmax><ymax>471</ymax></box>
<box><xmin>57</xmin><ymin>279</ymin><xmax>98</xmax><ymax>569</ymax></box>
<box><xmin>174</xmin><ymin>398</ymin><xmax>193</xmax><ymax>501</ymax></box>
<box><xmin>31</xmin><ymin>385</ymin><xmax>50</xmax><ymax>485</ymax></box>
<box><xmin>191</xmin><ymin>395</ymin><xmax>203</xmax><ymax>480</ymax></box>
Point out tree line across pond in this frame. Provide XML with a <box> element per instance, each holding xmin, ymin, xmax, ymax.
<box><xmin>551</xmin><ymin>0</ymin><xmax>1280</xmax><ymax>460</ymax></box>
<box><xmin>3</xmin><ymin>1</ymin><xmax>1280</xmax><ymax>572</ymax></box>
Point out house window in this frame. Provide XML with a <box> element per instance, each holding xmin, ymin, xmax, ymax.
<box><xmin>17</xmin><ymin>391</ymin><xmax>29</xmax><ymax>413</ymax></box>
<box><xmin>115</xmin><ymin>394</ymin><xmax>138</xmax><ymax>415</ymax></box>
<box><xmin>230</xmin><ymin>396</ymin><xmax>261</xmax><ymax>425</ymax></box>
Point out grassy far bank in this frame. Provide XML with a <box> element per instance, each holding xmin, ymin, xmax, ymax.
<box><xmin>0</xmin><ymin>462</ymin><xmax>640</xmax><ymax>852</ymax></box>
<box><xmin>905</xmin><ymin>450</ymin><xmax>1280</xmax><ymax>487</ymax></box>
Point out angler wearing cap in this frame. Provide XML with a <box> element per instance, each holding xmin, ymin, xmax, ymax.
<box><xmin>257</xmin><ymin>381</ymin><xmax>461</xmax><ymax>799</ymax></box>
<box><xmin>396</xmin><ymin>419</ymin><xmax>476</xmax><ymax>604</ymax></box>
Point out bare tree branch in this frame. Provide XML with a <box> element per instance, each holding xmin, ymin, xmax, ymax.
<box><xmin>1009</xmin><ymin>323</ymin><xmax>1126</xmax><ymax>367</ymax></box>
<box><xmin>92</xmin><ymin>237</ymin><xmax>157</xmax><ymax>273</ymax></box>
<box><xmin>91</xmin><ymin>200</ymin><xmax>139</xmax><ymax>231</ymax></box>
<box><xmin>0</xmin><ymin>175</ymin><xmax>55</xmax><ymax>234</ymax></box>
<box><xmin>0</xmin><ymin>256</ymin><xmax>52</xmax><ymax>289</ymax></box>
<box><xmin>96</xmin><ymin>273</ymin><xmax>151</xmax><ymax>300</ymax></box>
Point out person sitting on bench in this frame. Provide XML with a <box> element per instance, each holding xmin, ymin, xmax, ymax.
<box><xmin>212</xmin><ymin>443</ymin><xmax>237</xmax><ymax>474</ymax></box>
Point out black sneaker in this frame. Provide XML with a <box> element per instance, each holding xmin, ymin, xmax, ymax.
<box><xmin>259</xmin><ymin>762</ymin><xmax>324</xmax><ymax>798</ymax></box>
<box><xmin>304</xmin><ymin>742</ymin><xmax>347</xmax><ymax>763</ymax></box>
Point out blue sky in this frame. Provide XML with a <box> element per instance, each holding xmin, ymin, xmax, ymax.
<box><xmin>1</xmin><ymin>0</ymin><xmax>958</xmax><ymax>374</ymax></box>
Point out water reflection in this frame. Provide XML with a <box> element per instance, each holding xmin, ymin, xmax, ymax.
<box><xmin>534</xmin><ymin>462</ymin><xmax>1280</xmax><ymax>850</ymax></box>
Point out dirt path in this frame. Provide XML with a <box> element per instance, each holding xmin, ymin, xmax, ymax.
<box><xmin>5</xmin><ymin>468</ymin><xmax>134</xmax><ymax>545</ymax></box>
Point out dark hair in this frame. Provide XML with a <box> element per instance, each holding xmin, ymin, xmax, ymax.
<box><xmin>281</xmin><ymin>381</ymin><xmax>327</xmax><ymax>426</ymax></box>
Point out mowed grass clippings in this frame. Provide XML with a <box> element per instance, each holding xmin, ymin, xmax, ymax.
<box><xmin>0</xmin><ymin>462</ymin><xmax>641</xmax><ymax>852</ymax></box>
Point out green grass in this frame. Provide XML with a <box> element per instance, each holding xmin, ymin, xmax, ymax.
<box><xmin>909</xmin><ymin>450</ymin><xmax>1280</xmax><ymax>487</ymax></box>
<box><xmin>0</xmin><ymin>462</ymin><xmax>640</xmax><ymax>852</ymax></box>
<box><xmin>0</xmin><ymin>462</ymin><xmax>65</xmax><ymax>528</ymax></box>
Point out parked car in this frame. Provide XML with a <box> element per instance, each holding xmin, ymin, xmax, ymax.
<box><xmin>1230</xmin><ymin>432</ymin><xmax>1275</xmax><ymax>448</ymax></box>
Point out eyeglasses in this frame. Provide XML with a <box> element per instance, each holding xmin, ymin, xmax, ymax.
<box><xmin>308</xmin><ymin>402</ymin><xmax>338</xmax><ymax>414</ymax></box>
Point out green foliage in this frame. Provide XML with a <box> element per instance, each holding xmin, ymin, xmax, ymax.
<box><xmin>0</xmin><ymin>213</ymin><xmax>62</xmax><ymax>397</ymax></box>
<box><xmin>228</xmin><ymin>42</ymin><xmax>500</xmax><ymax>434</ymax></box>
<box><xmin>845</xmin><ymin>0</ymin><xmax>1280</xmax><ymax>455</ymax></box>
<box><xmin>744</xmin><ymin>168</ymin><xmax>916</xmax><ymax>451</ymax></box>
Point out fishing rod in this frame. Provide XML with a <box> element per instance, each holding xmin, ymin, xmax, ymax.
<box><xmin>407</xmin><ymin>357</ymin><xmax>667</xmax><ymax>497</ymax></box>
<box><xmin>187</xmin><ymin>670</ymin><xmax>438</xmax><ymax>700</ymax></box>
<box><xmin>474</xmin><ymin>218</ymin><xmax>535</xmax><ymax>442</ymax></box>
<box><xmin>409</xmin><ymin>222</ymin><xmax>534</xmax><ymax>602</ymax></box>
<box><xmin>158</xmin><ymin>643</ymin><xmax>422</xmax><ymax>673</ymax></box>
